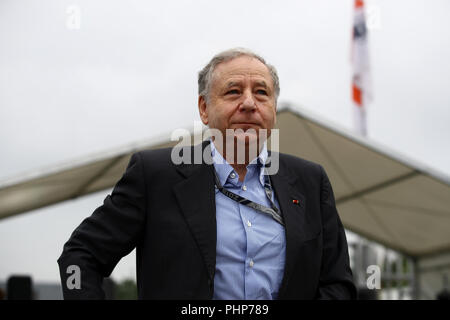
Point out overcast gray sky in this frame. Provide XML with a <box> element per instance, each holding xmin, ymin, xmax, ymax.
<box><xmin>1</xmin><ymin>0</ymin><xmax>449</xmax><ymax>284</ymax></box>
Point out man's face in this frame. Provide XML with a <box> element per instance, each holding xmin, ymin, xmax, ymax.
<box><xmin>198</xmin><ymin>55</ymin><xmax>277</xmax><ymax>146</ymax></box>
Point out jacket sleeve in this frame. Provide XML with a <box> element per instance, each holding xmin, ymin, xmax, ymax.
<box><xmin>57</xmin><ymin>152</ymin><xmax>147</xmax><ymax>299</ymax></box>
<box><xmin>316</xmin><ymin>165</ymin><xmax>357</xmax><ymax>300</ymax></box>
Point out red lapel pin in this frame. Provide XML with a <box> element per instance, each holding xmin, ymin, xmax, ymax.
<box><xmin>292</xmin><ymin>199</ymin><xmax>299</xmax><ymax>205</ymax></box>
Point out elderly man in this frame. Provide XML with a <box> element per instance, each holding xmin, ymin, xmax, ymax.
<box><xmin>58</xmin><ymin>48</ymin><xmax>356</xmax><ymax>300</ymax></box>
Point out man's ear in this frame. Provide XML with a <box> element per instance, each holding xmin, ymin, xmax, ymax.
<box><xmin>198</xmin><ymin>95</ymin><xmax>209</xmax><ymax>125</ymax></box>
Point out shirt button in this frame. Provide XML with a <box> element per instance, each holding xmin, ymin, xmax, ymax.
<box><xmin>242</xmin><ymin>185</ymin><xmax>247</xmax><ymax>191</ymax></box>
<box><xmin>230</xmin><ymin>172</ymin><xmax>236</xmax><ymax>179</ymax></box>
<box><xmin>249</xmin><ymin>260</ymin><xmax>254</xmax><ymax>268</ymax></box>
<box><xmin>247</xmin><ymin>220</ymin><xmax>252</xmax><ymax>227</ymax></box>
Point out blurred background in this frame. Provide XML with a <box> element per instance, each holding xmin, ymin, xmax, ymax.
<box><xmin>1</xmin><ymin>0</ymin><xmax>449</xmax><ymax>300</ymax></box>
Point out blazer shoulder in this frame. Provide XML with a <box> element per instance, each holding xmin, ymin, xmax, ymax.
<box><xmin>137</xmin><ymin>146</ymin><xmax>174</xmax><ymax>161</ymax></box>
<box><xmin>132</xmin><ymin>147</ymin><xmax>176</xmax><ymax>173</ymax></box>
<box><xmin>132</xmin><ymin>142</ymin><xmax>206</xmax><ymax>173</ymax></box>
<box><xmin>277</xmin><ymin>153</ymin><xmax>334</xmax><ymax>205</ymax></box>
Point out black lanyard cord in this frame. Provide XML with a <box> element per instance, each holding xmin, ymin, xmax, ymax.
<box><xmin>212</xmin><ymin>167</ymin><xmax>285</xmax><ymax>226</ymax></box>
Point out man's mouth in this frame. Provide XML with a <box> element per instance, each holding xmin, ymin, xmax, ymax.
<box><xmin>232</xmin><ymin>122</ymin><xmax>261</xmax><ymax>127</ymax></box>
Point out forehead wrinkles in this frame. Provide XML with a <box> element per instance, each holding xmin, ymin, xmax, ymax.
<box><xmin>212</xmin><ymin>65</ymin><xmax>272</xmax><ymax>90</ymax></box>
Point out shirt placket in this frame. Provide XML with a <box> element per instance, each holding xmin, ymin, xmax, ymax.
<box><xmin>240</xmin><ymin>166</ymin><xmax>260</xmax><ymax>299</ymax></box>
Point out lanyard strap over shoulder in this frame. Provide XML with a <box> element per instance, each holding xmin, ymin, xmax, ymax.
<box><xmin>212</xmin><ymin>168</ymin><xmax>285</xmax><ymax>226</ymax></box>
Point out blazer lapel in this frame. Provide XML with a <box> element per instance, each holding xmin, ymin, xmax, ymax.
<box><xmin>270</xmin><ymin>161</ymin><xmax>311</xmax><ymax>299</ymax></box>
<box><xmin>172</xmin><ymin>143</ymin><xmax>217</xmax><ymax>282</ymax></box>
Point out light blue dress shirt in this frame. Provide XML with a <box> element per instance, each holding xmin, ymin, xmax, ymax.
<box><xmin>211</xmin><ymin>141</ymin><xmax>286</xmax><ymax>300</ymax></box>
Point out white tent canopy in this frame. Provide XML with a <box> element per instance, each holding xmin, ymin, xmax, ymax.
<box><xmin>1</xmin><ymin>105</ymin><xmax>449</xmax><ymax>298</ymax></box>
<box><xmin>275</xmin><ymin>106</ymin><xmax>450</xmax><ymax>259</ymax></box>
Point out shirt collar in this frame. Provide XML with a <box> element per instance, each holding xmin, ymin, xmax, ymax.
<box><xmin>210</xmin><ymin>139</ymin><xmax>268</xmax><ymax>187</ymax></box>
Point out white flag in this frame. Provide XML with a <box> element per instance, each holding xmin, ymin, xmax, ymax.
<box><xmin>351</xmin><ymin>0</ymin><xmax>372</xmax><ymax>136</ymax></box>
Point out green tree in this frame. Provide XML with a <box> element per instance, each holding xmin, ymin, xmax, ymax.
<box><xmin>114</xmin><ymin>278</ymin><xmax>138</xmax><ymax>300</ymax></box>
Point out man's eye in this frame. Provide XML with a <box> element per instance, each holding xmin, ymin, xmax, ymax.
<box><xmin>226</xmin><ymin>89</ymin><xmax>240</xmax><ymax>95</ymax></box>
<box><xmin>256</xmin><ymin>89</ymin><xmax>268</xmax><ymax>95</ymax></box>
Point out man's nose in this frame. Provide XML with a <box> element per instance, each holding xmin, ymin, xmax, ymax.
<box><xmin>239</xmin><ymin>90</ymin><xmax>256</xmax><ymax>112</ymax></box>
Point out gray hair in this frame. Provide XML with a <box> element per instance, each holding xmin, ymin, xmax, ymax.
<box><xmin>198</xmin><ymin>48</ymin><xmax>280</xmax><ymax>104</ymax></box>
